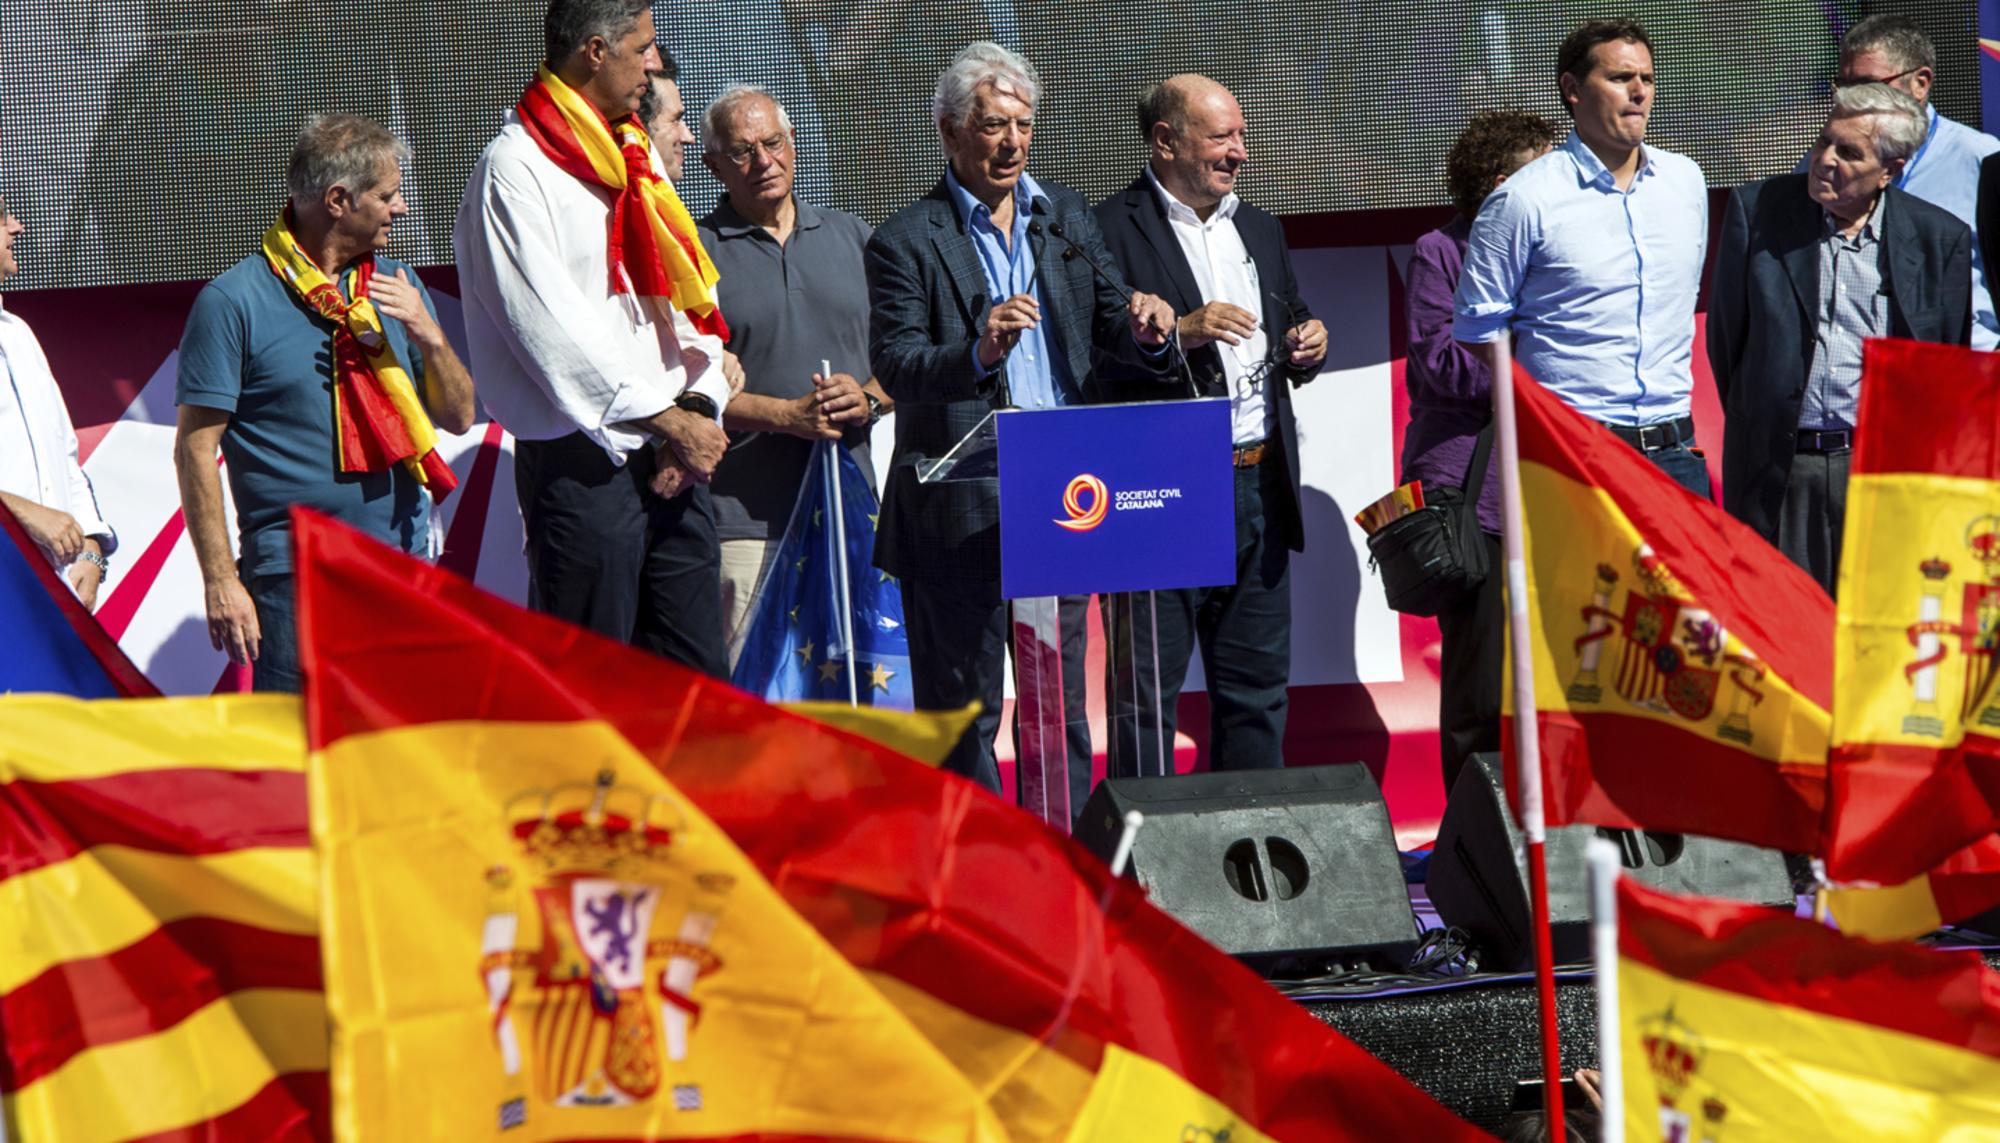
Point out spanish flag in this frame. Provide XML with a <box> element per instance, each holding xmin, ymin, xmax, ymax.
<box><xmin>294</xmin><ymin>509</ymin><xmax>1485</xmax><ymax>1141</ymax></box>
<box><xmin>1827</xmin><ymin>832</ymin><xmax>2000</xmax><ymax>941</ymax></box>
<box><xmin>1505</xmin><ymin>369</ymin><xmax>1832</xmax><ymax>852</ymax></box>
<box><xmin>1618</xmin><ymin>876</ymin><xmax>2000</xmax><ymax>1139</ymax></box>
<box><xmin>0</xmin><ymin>695</ymin><xmax>324</xmax><ymax>1141</ymax></box>
<box><xmin>1826</xmin><ymin>339</ymin><xmax>2000</xmax><ymax>884</ymax></box>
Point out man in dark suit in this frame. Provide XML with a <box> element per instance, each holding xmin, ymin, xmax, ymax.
<box><xmin>866</xmin><ymin>41</ymin><xmax>1176</xmax><ymax>806</ymax></box>
<box><xmin>1711</xmin><ymin>82</ymin><xmax>1971</xmax><ymax>597</ymax></box>
<box><xmin>1091</xmin><ymin>75</ymin><xmax>1327</xmax><ymax>776</ymax></box>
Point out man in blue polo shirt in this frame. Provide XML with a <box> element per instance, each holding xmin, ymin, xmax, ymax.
<box><xmin>174</xmin><ymin>114</ymin><xmax>475</xmax><ymax>692</ymax></box>
<box><xmin>1454</xmin><ymin>18</ymin><xmax>1712</xmax><ymax>497</ymax></box>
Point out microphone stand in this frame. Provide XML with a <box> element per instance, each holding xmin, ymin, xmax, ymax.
<box><xmin>1033</xmin><ymin>218</ymin><xmax>1202</xmax><ymax>401</ymax></box>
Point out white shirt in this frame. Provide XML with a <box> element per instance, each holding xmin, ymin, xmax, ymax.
<box><xmin>453</xmin><ymin>112</ymin><xmax>730</xmax><ymax>464</ymax></box>
<box><xmin>0</xmin><ymin>298</ymin><xmax>114</xmax><ymax>570</ymax></box>
<box><xmin>1147</xmin><ymin>169</ymin><xmax>1269</xmax><ymax>446</ymax></box>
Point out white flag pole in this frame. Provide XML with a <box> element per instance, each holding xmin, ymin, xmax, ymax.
<box><xmin>823</xmin><ymin>360</ymin><xmax>858</xmax><ymax>706</ymax></box>
<box><xmin>1587</xmin><ymin>836</ymin><xmax>1625</xmax><ymax>1143</ymax></box>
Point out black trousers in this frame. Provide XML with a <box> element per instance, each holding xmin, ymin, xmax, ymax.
<box><xmin>1106</xmin><ymin>459</ymin><xmax>1291</xmax><ymax>777</ymax></box>
<box><xmin>1775</xmin><ymin>449</ymin><xmax>1849</xmax><ymax>599</ymax></box>
<box><xmin>513</xmin><ymin>432</ymin><xmax>727</xmax><ymax>678</ymax></box>
<box><xmin>1436</xmin><ymin>531</ymin><xmax>1505</xmax><ymax>797</ymax></box>
<box><xmin>902</xmin><ymin>576</ymin><xmax>1092</xmax><ymax>823</ymax></box>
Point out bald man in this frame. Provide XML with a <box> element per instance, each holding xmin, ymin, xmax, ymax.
<box><xmin>1093</xmin><ymin>74</ymin><xmax>1327</xmax><ymax>779</ymax></box>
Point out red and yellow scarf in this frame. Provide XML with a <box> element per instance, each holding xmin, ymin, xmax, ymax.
<box><xmin>261</xmin><ymin>211</ymin><xmax>458</xmax><ymax>499</ymax></box>
<box><xmin>517</xmin><ymin>66</ymin><xmax>728</xmax><ymax>339</ymax></box>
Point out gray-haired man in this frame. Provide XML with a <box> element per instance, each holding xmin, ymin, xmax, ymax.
<box><xmin>696</xmin><ymin>85</ymin><xmax>892</xmax><ymax>667</ymax></box>
<box><xmin>175</xmin><ymin>114</ymin><xmax>476</xmax><ymax>691</ymax></box>
<box><xmin>1713</xmin><ymin>82</ymin><xmax>1971</xmax><ymax>595</ymax></box>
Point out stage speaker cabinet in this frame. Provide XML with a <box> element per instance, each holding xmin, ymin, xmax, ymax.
<box><xmin>1426</xmin><ymin>754</ymin><xmax>1794</xmax><ymax>972</ymax></box>
<box><xmin>1075</xmin><ymin>764</ymin><xmax>1418</xmax><ymax>974</ymax></box>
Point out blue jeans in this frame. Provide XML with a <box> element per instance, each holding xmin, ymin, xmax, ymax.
<box><xmin>246</xmin><ymin>572</ymin><xmax>300</xmax><ymax>694</ymax></box>
<box><xmin>1643</xmin><ymin>443</ymin><xmax>1713</xmax><ymax>501</ymax></box>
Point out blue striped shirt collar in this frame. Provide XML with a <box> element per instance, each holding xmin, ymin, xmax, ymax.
<box><xmin>1561</xmin><ymin>129</ymin><xmax>1658</xmax><ymax>191</ymax></box>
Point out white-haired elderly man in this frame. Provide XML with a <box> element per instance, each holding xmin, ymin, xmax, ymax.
<box><xmin>865</xmin><ymin>41</ymin><xmax>1176</xmax><ymax>813</ymax></box>
<box><xmin>175</xmin><ymin>113</ymin><xmax>477</xmax><ymax>692</ymax></box>
<box><xmin>695</xmin><ymin>85</ymin><xmax>893</xmax><ymax>667</ymax></box>
<box><xmin>1712</xmin><ymin>81</ymin><xmax>1971</xmax><ymax>596</ymax></box>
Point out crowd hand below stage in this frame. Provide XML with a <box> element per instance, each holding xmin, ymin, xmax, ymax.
<box><xmin>10</xmin><ymin>498</ymin><xmax>84</xmax><ymax>564</ymax></box>
<box><xmin>812</xmin><ymin>371</ymin><xmax>869</xmax><ymax>427</ymax></box>
<box><xmin>1177</xmin><ymin>300</ymin><xmax>1259</xmax><ymax>349</ymax></box>
<box><xmin>205</xmin><ymin>574</ymin><xmax>261</xmax><ymax>666</ymax></box>
<box><xmin>1286</xmin><ymin>318</ymin><xmax>1329</xmax><ymax>366</ymax></box>
<box><xmin>1128</xmin><ymin>290</ymin><xmax>1175</xmax><ymax>346</ymax></box>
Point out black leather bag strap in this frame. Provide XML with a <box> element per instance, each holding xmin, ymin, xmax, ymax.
<box><xmin>1461</xmin><ymin>423</ymin><xmax>1496</xmax><ymax>499</ymax></box>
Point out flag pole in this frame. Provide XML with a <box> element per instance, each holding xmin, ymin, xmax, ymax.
<box><xmin>1586</xmin><ymin>836</ymin><xmax>1625</xmax><ymax>1143</ymax></box>
<box><xmin>1491</xmin><ymin>335</ymin><xmax>1566</xmax><ymax>1130</ymax></box>
<box><xmin>824</xmin><ymin>360</ymin><xmax>859</xmax><ymax>706</ymax></box>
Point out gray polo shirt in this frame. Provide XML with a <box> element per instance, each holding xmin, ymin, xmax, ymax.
<box><xmin>698</xmin><ymin>197</ymin><xmax>876</xmax><ymax>541</ymax></box>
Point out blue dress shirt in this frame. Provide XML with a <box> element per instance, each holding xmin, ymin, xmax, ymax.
<box><xmin>944</xmin><ymin>167</ymin><xmax>1078</xmax><ymax>410</ymax></box>
<box><xmin>1453</xmin><ymin>132</ymin><xmax>1708</xmax><ymax>426</ymax></box>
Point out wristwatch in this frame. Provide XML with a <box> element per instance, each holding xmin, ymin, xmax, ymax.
<box><xmin>864</xmin><ymin>391</ymin><xmax>886</xmax><ymax>426</ymax></box>
<box><xmin>78</xmin><ymin>549</ymin><xmax>110</xmax><ymax>581</ymax></box>
<box><xmin>674</xmin><ymin>392</ymin><xmax>719</xmax><ymax>421</ymax></box>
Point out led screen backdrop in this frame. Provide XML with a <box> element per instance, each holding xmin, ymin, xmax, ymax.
<box><xmin>2</xmin><ymin>0</ymin><xmax>1978</xmax><ymax>291</ymax></box>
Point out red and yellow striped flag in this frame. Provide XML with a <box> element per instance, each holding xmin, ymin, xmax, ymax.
<box><xmin>1828</xmin><ymin>832</ymin><xmax>2000</xmax><ymax>940</ymax></box>
<box><xmin>1618</xmin><ymin>877</ymin><xmax>2000</xmax><ymax>1139</ymax></box>
<box><xmin>1506</xmin><ymin>369</ymin><xmax>1833</xmax><ymax>851</ymax></box>
<box><xmin>1826</xmin><ymin>338</ymin><xmax>2000</xmax><ymax>884</ymax></box>
<box><xmin>295</xmin><ymin>509</ymin><xmax>1487</xmax><ymax>1142</ymax></box>
<box><xmin>0</xmin><ymin>695</ymin><xmax>325</xmax><ymax>1141</ymax></box>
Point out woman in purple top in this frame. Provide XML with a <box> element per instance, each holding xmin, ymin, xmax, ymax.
<box><xmin>1405</xmin><ymin>109</ymin><xmax>1556</xmax><ymax>796</ymax></box>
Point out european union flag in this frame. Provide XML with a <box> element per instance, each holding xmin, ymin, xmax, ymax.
<box><xmin>0</xmin><ymin>504</ymin><xmax>156</xmax><ymax>697</ymax></box>
<box><xmin>731</xmin><ymin>441</ymin><xmax>911</xmax><ymax>707</ymax></box>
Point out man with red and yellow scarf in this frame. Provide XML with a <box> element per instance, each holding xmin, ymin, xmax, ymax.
<box><xmin>455</xmin><ymin>0</ymin><xmax>736</xmax><ymax>677</ymax></box>
<box><xmin>174</xmin><ymin>114</ymin><xmax>476</xmax><ymax>693</ymax></box>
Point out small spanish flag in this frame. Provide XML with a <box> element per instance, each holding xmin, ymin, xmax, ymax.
<box><xmin>1826</xmin><ymin>339</ymin><xmax>2000</xmax><ymax>885</ymax></box>
<box><xmin>1505</xmin><ymin>368</ymin><xmax>1832</xmax><ymax>852</ymax></box>
<box><xmin>1619</xmin><ymin>876</ymin><xmax>2000</xmax><ymax>1139</ymax></box>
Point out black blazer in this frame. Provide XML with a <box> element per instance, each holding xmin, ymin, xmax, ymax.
<box><xmin>1092</xmin><ymin>175</ymin><xmax>1316</xmax><ymax>551</ymax></box>
<box><xmin>865</xmin><ymin>177</ymin><xmax>1152</xmax><ymax>586</ymax></box>
<box><xmin>1708</xmin><ymin>175</ymin><xmax>1971</xmax><ymax>540</ymax></box>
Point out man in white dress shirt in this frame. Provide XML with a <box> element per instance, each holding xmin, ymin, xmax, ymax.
<box><xmin>0</xmin><ymin>200</ymin><xmax>114</xmax><ymax>608</ymax></box>
<box><xmin>455</xmin><ymin>0</ymin><xmax>735</xmax><ymax>675</ymax></box>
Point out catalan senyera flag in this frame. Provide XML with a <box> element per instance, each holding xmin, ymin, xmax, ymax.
<box><xmin>1827</xmin><ymin>832</ymin><xmax>2000</xmax><ymax>941</ymax></box>
<box><xmin>1505</xmin><ymin>369</ymin><xmax>1833</xmax><ymax>851</ymax></box>
<box><xmin>1826</xmin><ymin>339</ymin><xmax>2000</xmax><ymax>884</ymax></box>
<box><xmin>1617</xmin><ymin>876</ymin><xmax>2000</xmax><ymax>1140</ymax></box>
<box><xmin>0</xmin><ymin>694</ymin><xmax>324</xmax><ymax>1142</ymax></box>
<box><xmin>294</xmin><ymin>508</ymin><xmax>1485</xmax><ymax>1142</ymax></box>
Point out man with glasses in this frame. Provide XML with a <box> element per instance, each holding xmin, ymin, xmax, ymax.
<box><xmin>696</xmin><ymin>86</ymin><xmax>892</xmax><ymax>668</ymax></box>
<box><xmin>866</xmin><ymin>40</ymin><xmax>1176</xmax><ymax>806</ymax></box>
<box><xmin>1091</xmin><ymin>74</ymin><xmax>1326</xmax><ymax>778</ymax></box>
<box><xmin>1454</xmin><ymin>18</ymin><xmax>1714</xmax><ymax>497</ymax></box>
<box><xmin>1808</xmin><ymin>15</ymin><xmax>2000</xmax><ymax>349</ymax></box>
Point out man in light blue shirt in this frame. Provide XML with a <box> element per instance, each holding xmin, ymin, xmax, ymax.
<box><xmin>1453</xmin><ymin>18</ymin><xmax>1713</xmax><ymax>497</ymax></box>
<box><xmin>947</xmin><ymin>165</ymin><xmax>1076</xmax><ymax>409</ymax></box>
<box><xmin>1812</xmin><ymin>15</ymin><xmax>2000</xmax><ymax>350</ymax></box>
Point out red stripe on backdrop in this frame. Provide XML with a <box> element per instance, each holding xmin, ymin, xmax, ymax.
<box><xmin>0</xmin><ymin>769</ymin><xmax>309</xmax><ymax>882</ymax></box>
<box><xmin>1853</xmin><ymin>339</ymin><xmax>2000</xmax><ymax>479</ymax></box>
<box><xmin>437</xmin><ymin>421</ymin><xmax>506</xmax><ymax>582</ymax></box>
<box><xmin>0</xmin><ymin>917</ymin><xmax>321</xmax><ymax>1093</ymax></box>
<box><xmin>1618</xmin><ymin>877</ymin><xmax>2000</xmax><ymax>1060</ymax></box>
<box><xmin>1506</xmin><ymin>710</ymin><xmax>1826</xmax><ymax>854</ymax></box>
<box><xmin>94</xmin><ymin>505</ymin><xmax>188</xmax><ymax>640</ymax></box>
<box><xmin>1828</xmin><ymin>744</ymin><xmax>2000</xmax><ymax>883</ymax></box>
<box><xmin>121</xmin><ymin>1070</ymin><xmax>328</xmax><ymax>1143</ymax></box>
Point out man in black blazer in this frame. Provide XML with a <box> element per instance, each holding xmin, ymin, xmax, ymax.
<box><xmin>866</xmin><ymin>41</ymin><xmax>1175</xmax><ymax>804</ymax></box>
<box><xmin>1710</xmin><ymin>83</ymin><xmax>1971</xmax><ymax>597</ymax></box>
<box><xmin>1091</xmin><ymin>75</ymin><xmax>1327</xmax><ymax>776</ymax></box>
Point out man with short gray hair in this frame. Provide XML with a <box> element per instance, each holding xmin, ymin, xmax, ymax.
<box><xmin>696</xmin><ymin>86</ymin><xmax>892</xmax><ymax>667</ymax></box>
<box><xmin>1811</xmin><ymin>14</ymin><xmax>2000</xmax><ymax>348</ymax></box>
<box><xmin>175</xmin><ymin>113</ymin><xmax>476</xmax><ymax>691</ymax></box>
<box><xmin>1713</xmin><ymin>82</ymin><xmax>1971</xmax><ymax>595</ymax></box>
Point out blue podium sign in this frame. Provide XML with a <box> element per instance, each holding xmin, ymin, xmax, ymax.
<box><xmin>996</xmin><ymin>398</ymin><xmax>1235</xmax><ymax>599</ymax></box>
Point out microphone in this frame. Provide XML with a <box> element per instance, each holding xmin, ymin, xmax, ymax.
<box><xmin>1035</xmin><ymin>207</ymin><xmax>1199</xmax><ymax>398</ymax></box>
<box><xmin>969</xmin><ymin>289</ymin><xmax>1012</xmax><ymax>409</ymax></box>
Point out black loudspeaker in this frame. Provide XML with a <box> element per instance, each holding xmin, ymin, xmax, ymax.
<box><xmin>1426</xmin><ymin>754</ymin><xmax>1794</xmax><ymax>972</ymax></box>
<box><xmin>1075</xmin><ymin>764</ymin><xmax>1419</xmax><ymax>973</ymax></box>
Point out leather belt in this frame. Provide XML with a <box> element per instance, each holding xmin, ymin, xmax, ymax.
<box><xmin>1796</xmin><ymin>428</ymin><xmax>1853</xmax><ymax>453</ymax></box>
<box><xmin>1233</xmin><ymin>439</ymin><xmax>1269</xmax><ymax>468</ymax></box>
<box><xmin>1602</xmin><ymin>416</ymin><xmax>1696</xmax><ymax>452</ymax></box>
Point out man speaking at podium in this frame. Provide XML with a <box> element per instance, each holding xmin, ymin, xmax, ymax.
<box><xmin>866</xmin><ymin>41</ymin><xmax>1176</xmax><ymax>802</ymax></box>
<box><xmin>1093</xmin><ymin>75</ymin><xmax>1327</xmax><ymax>778</ymax></box>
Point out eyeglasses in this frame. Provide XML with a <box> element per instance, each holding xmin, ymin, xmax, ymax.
<box><xmin>971</xmin><ymin>116</ymin><xmax>1035</xmax><ymax>139</ymax></box>
<box><xmin>1834</xmin><ymin>66</ymin><xmax>1922</xmax><ymax>89</ymax></box>
<box><xmin>716</xmin><ymin>135</ymin><xmax>790</xmax><ymax>165</ymax></box>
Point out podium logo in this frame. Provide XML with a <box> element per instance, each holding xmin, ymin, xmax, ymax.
<box><xmin>1055</xmin><ymin>473</ymin><xmax>1109</xmax><ymax>532</ymax></box>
